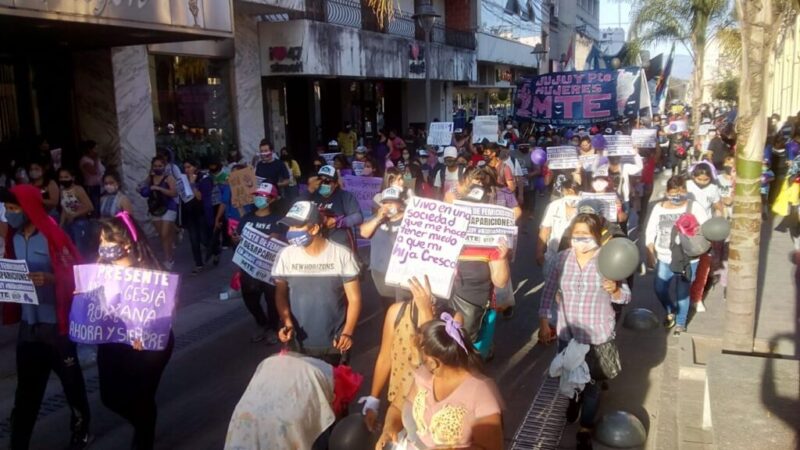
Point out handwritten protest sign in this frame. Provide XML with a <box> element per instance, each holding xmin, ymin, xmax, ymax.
<box><xmin>472</xmin><ymin>115</ymin><xmax>499</xmax><ymax>143</ymax></box>
<box><xmin>455</xmin><ymin>201</ymin><xmax>517</xmax><ymax>248</ymax></box>
<box><xmin>603</xmin><ymin>135</ymin><xmax>636</xmax><ymax>156</ymax></box>
<box><xmin>427</xmin><ymin>122</ymin><xmax>454</xmax><ymax>146</ymax></box>
<box><xmin>385</xmin><ymin>198</ymin><xmax>471</xmax><ymax>299</ymax></box>
<box><xmin>321</xmin><ymin>153</ymin><xmax>340</xmax><ymax>166</ymax></box>
<box><xmin>352</xmin><ymin>160</ymin><xmax>365</xmax><ymax>176</ymax></box>
<box><xmin>342</xmin><ymin>175</ymin><xmax>383</xmax><ymax>212</ymax></box>
<box><xmin>579</xmin><ymin>192</ymin><xmax>618</xmax><ymax>222</ymax></box>
<box><xmin>546</xmin><ymin>146</ymin><xmax>579</xmax><ymax>170</ymax></box>
<box><xmin>631</xmin><ymin>129</ymin><xmax>657</xmax><ymax>148</ymax></box>
<box><xmin>69</xmin><ymin>264</ymin><xmax>179</xmax><ymax>350</ymax></box>
<box><xmin>232</xmin><ymin>225</ymin><xmax>287</xmax><ymax>285</ymax></box>
<box><xmin>175</xmin><ymin>174</ymin><xmax>195</xmax><ymax>203</ymax></box>
<box><xmin>228</xmin><ymin>167</ymin><xmax>258</xmax><ymax>208</ymax></box>
<box><xmin>0</xmin><ymin>259</ymin><xmax>38</xmax><ymax>305</ymax></box>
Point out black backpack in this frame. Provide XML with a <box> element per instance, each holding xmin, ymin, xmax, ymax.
<box><xmin>669</xmin><ymin>201</ymin><xmax>710</xmax><ymax>278</ymax></box>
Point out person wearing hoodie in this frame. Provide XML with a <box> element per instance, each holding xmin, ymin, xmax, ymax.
<box><xmin>1</xmin><ymin>185</ymin><xmax>91</xmax><ymax>450</ymax></box>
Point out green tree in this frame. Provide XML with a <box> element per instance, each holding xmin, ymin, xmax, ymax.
<box><xmin>712</xmin><ymin>76</ymin><xmax>739</xmax><ymax>102</ymax></box>
<box><xmin>630</xmin><ymin>0</ymin><xmax>731</xmax><ymax>142</ymax></box>
<box><xmin>725</xmin><ymin>0</ymin><xmax>798</xmax><ymax>351</ymax></box>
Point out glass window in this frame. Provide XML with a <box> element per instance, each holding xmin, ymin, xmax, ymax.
<box><xmin>150</xmin><ymin>54</ymin><xmax>237</xmax><ymax>165</ymax></box>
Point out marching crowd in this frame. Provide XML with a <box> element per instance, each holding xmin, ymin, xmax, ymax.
<box><xmin>0</xmin><ymin>107</ymin><xmax>799</xmax><ymax>450</ymax></box>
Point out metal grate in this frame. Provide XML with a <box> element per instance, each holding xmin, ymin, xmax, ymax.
<box><xmin>510</xmin><ymin>375</ymin><xmax>570</xmax><ymax>450</ymax></box>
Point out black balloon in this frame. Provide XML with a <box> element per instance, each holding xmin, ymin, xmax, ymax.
<box><xmin>329</xmin><ymin>414</ymin><xmax>377</xmax><ymax>450</ymax></box>
<box><xmin>595</xmin><ymin>410</ymin><xmax>647</xmax><ymax>448</ymax></box>
<box><xmin>701</xmin><ymin>217</ymin><xmax>731</xmax><ymax>241</ymax></box>
<box><xmin>598</xmin><ymin>238</ymin><xmax>640</xmax><ymax>281</ymax></box>
<box><xmin>622</xmin><ymin>308</ymin><xmax>660</xmax><ymax>331</ymax></box>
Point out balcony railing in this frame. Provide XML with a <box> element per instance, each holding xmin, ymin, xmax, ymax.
<box><xmin>259</xmin><ymin>0</ymin><xmax>475</xmax><ymax>50</ymax></box>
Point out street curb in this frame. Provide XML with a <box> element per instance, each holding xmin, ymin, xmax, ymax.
<box><xmin>653</xmin><ymin>336</ymin><xmax>681</xmax><ymax>450</ymax></box>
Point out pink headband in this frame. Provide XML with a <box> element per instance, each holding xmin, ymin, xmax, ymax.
<box><xmin>116</xmin><ymin>211</ymin><xmax>139</xmax><ymax>242</ymax></box>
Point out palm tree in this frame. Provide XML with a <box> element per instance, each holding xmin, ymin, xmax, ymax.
<box><xmin>724</xmin><ymin>0</ymin><xmax>798</xmax><ymax>351</ymax></box>
<box><xmin>630</xmin><ymin>0</ymin><xmax>730</xmax><ymax>141</ymax></box>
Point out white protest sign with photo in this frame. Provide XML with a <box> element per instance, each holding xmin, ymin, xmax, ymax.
<box><xmin>667</xmin><ymin>120</ymin><xmax>688</xmax><ymax>133</ymax></box>
<box><xmin>351</xmin><ymin>161</ymin><xmax>365</xmax><ymax>176</ymax></box>
<box><xmin>580</xmin><ymin>154</ymin><xmax>597</xmax><ymax>172</ymax></box>
<box><xmin>546</xmin><ymin>146</ymin><xmax>579</xmax><ymax>170</ymax></box>
<box><xmin>427</xmin><ymin>122</ymin><xmax>454</xmax><ymax>147</ymax></box>
<box><xmin>603</xmin><ymin>135</ymin><xmax>636</xmax><ymax>156</ymax></box>
<box><xmin>580</xmin><ymin>192</ymin><xmax>618</xmax><ymax>222</ymax></box>
<box><xmin>320</xmin><ymin>153</ymin><xmax>341</xmax><ymax>166</ymax></box>
<box><xmin>385</xmin><ymin>197</ymin><xmax>471</xmax><ymax>299</ymax></box>
<box><xmin>454</xmin><ymin>201</ymin><xmax>517</xmax><ymax>248</ymax></box>
<box><xmin>233</xmin><ymin>225</ymin><xmax>287</xmax><ymax>285</ymax></box>
<box><xmin>175</xmin><ymin>174</ymin><xmax>195</xmax><ymax>203</ymax></box>
<box><xmin>472</xmin><ymin>115</ymin><xmax>499</xmax><ymax>143</ymax></box>
<box><xmin>0</xmin><ymin>259</ymin><xmax>38</xmax><ymax>305</ymax></box>
<box><xmin>631</xmin><ymin>129</ymin><xmax>658</xmax><ymax>148</ymax></box>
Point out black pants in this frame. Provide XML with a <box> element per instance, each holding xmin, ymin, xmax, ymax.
<box><xmin>450</xmin><ymin>294</ymin><xmax>488</xmax><ymax>344</ymax></box>
<box><xmin>96</xmin><ymin>334</ymin><xmax>174</xmax><ymax>450</ymax></box>
<box><xmin>240</xmin><ymin>272</ymin><xmax>279</xmax><ymax>329</ymax></box>
<box><xmin>11</xmin><ymin>325</ymin><xmax>91</xmax><ymax>450</ymax></box>
<box><xmin>184</xmin><ymin>210</ymin><xmax>212</xmax><ymax>267</ymax></box>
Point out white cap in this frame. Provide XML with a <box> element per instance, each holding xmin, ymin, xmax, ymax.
<box><xmin>328</xmin><ymin>140</ymin><xmax>338</xmax><ymax>147</ymax></box>
<box><xmin>443</xmin><ymin>146</ymin><xmax>458</xmax><ymax>159</ymax></box>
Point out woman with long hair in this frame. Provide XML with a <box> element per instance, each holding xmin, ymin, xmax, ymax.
<box><xmin>57</xmin><ymin>167</ymin><xmax>95</xmax><ymax>259</ymax></box>
<box><xmin>27</xmin><ymin>160</ymin><xmax>59</xmax><ymax>218</ymax></box>
<box><xmin>138</xmin><ymin>156</ymin><xmax>178</xmax><ymax>269</ymax></box>
<box><xmin>95</xmin><ymin>213</ymin><xmax>175</xmax><ymax>450</ymax></box>
<box><xmin>376</xmin><ymin>314</ymin><xmax>503</xmax><ymax>450</ymax></box>
<box><xmin>538</xmin><ymin>213</ymin><xmax>631</xmax><ymax>448</ymax></box>
<box><xmin>98</xmin><ymin>172</ymin><xmax>133</xmax><ymax>218</ymax></box>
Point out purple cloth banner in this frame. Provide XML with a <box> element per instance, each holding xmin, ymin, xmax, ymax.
<box><xmin>68</xmin><ymin>264</ymin><xmax>179</xmax><ymax>351</ymax></box>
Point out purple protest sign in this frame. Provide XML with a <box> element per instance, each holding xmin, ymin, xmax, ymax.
<box><xmin>68</xmin><ymin>264</ymin><xmax>179</xmax><ymax>351</ymax></box>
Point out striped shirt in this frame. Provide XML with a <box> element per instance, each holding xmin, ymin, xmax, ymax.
<box><xmin>538</xmin><ymin>249</ymin><xmax>631</xmax><ymax>345</ymax></box>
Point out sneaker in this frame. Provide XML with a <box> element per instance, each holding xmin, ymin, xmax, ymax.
<box><xmin>502</xmin><ymin>307</ymin><xmax>514</xmax><ymax>320</ymax></box>
<box><xmin>673</xmin><ymin>325</ymin><xmax>685</xmax><ymax>337</ymax></box>
<box><xmin>566</xmin><ymin>396</ymin><xmax>582</xmax><ymax>424</ymax></box>
<box><xmin>250</xmin><ymin>326</ymin><xmax>269</xmax><ymax>343</ymax></box>
<box><xmin>576</xmin><ymin>430</ymin><xmax>593</xmax><ymax>450</ymax></box>
<box><xmin>69</xmin><ymin>431</ymin><xmax>94</xmax><ymax>449</ymax></box>
<box><xmin>663</xmin><ymin>314</ymin><xmax>675</xmax><ymax>329</ymax></box>
<box><xmin>694</xmin><ymin>301</ymin><xmax>707</xmax><ymax>312</ymax></box>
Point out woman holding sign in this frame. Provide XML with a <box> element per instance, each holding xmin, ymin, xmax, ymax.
<box><xmin>2</xmin><ymin>185</ymin><xmax>92</xmax><ymax>450</ymax></box>
<box><xmin>95</xmin><ymin>213</ymin><xmax>174</xmax><ymax>450</ymax></box>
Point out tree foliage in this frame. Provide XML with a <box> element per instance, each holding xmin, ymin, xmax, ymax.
<box><xmin>712</xmin><ymin>76</ymin><xmax>739</xmax><ymax>101</ymax></box>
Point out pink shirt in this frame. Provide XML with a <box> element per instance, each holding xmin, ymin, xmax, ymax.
<box><xmin>402</xmin><ymin>368</ymin><xmax>502</xmax><ymax>449</ymax></box>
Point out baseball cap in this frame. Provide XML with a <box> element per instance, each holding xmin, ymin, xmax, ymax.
<box><xmin>380</xmin><ymin>187</ymin><xmax>403</xmax><ymax>203</ymax></box>
<box><xmin>418</xmin><ymin>149</ymin><xmax>428</xmax><ymax>157</ymax></box>
<box><xmin>454</xmin><ymin>128</ymin><xmax>464</xmax><ymax>134</ymax></box>
<box><xmin>252</xmin><ymin>182</ymin><xmax>278</xmax><ymax>198</ymax></box>
<box><xmin>328</xmin><ymin>140</ymin><xmax>338</xmax><ymax>147</ymax></box>
<box><xmin>355</xmin><ymin>146</ymin><xmax>367</xmax><ymax>153</ymax></box>
<box><xmin>443</xmin><ymin>146</ymin><xmax>458</xmax><ymax>159</ymax></box>
<box><xmin>604</xmin><ymin>128</ymin><xmax>613</xmax><ymax>135</ymax></box>
<box><xmin>577</xmin><ymin>198</ymin><xmax>604</xmax><ymax>216</ymax></box>
<box><xmin>279</xmin><ymin>201</ymin><xmax>322</xmax><ymax>227</ymax></box>
<box><xmin>318</xmin><ymin>165</ymin><xmax>338</xmax><ymax>180</ymax></box>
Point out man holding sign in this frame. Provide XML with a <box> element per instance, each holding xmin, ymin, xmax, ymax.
<box><xmin>272</xmin><ymin>201</ymin><xmax>362</xmax><ymax>366</ymax></box>
<box><xmin>1</xmin><ymin>186</ymin><xmax>91</xmax><ymax>449</ymax></box>
<box><xmin>233</xmin><ymin>182</ymin><xmax>287</xmax><ymax>344</ymax></box>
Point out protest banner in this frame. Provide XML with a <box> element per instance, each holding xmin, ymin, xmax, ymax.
<box><xmin>472</xmin><ymin>115</ymin><xmax>499</xmax><ymax>143</ymax></box>
<box><xmin>514</xmin><ymin>68</ymin><xmax>651</xmax><ymax>125</ymax></box>
<box><xmin>175</xmin><ymin>173</ymin><xmax>195</xmax><ymax>203</ymax></box>
<box><xmin>321</xmin><ymin>152</ymin><xmax>340</xmax><ymax>166</ymax></box>
<box><xmin>667</xmin><ymin>120</ymin><xmax>688</xmax><ymax>133</ymax></box>
<box><xmin>232</xmin><ymin>225</ymin><xmax>287</xmax><ymax>285</ymax></box>
<box><xmin>427</xmin><ymin>122</ymin><xmax>454</xmax><ymax>146</ymax></box>
<box><xmin>580</xmin><ymin>154</ymin><xmax>597</xmax><ymax>172</ymax></box>
<box><xmin>342</xmin><ymin>175</ymin><xmax>383</xmax><ymax>212</ymax></box>
<box><xmin>385</xmin><ymin>197</ymin><xmax>471</xmax><ymax>299</ymax></box>
<box><xmin>603</xmin><ymin>135</ymin><xmax>636</xmax><ymax>156</ymax></box>
<box><xmin>228</xmin><ymin>166</ymin><xmax>258</xmax><ymax>208</ymax></box>
<box><xmin>352</xmin><ymin>160</ymin><xmax>365</xmax><ymax>176</ymax></box>
<box><xmin>631</xmin><ymin>129</ymin><xmax>657</xmax><ymax>148</ymax></box>
<box><xmin>546</xmin><ymin>146</ymin><xmax>579</xmax><ymax>170</ymax></box>
<box><xmin>69</xmin><ymin>264</ymin><xmax>179</xmax><ymax>350</ymax></box>
<box><xmin>579</xmin><ymin>192</ymin><xmax>618</xmax><ymax>222</ymax></box>
<box><xmin>0</xmin><ymin>259</ymin><xmax>38</xmax><ymax>305</ymax></box>
<box><xmin>454</xmin><ymin>201</ymin><xmax>517</xmax><ymax>248</ymax></box>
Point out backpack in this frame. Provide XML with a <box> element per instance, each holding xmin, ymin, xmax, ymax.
<box><xmin>436</xmin><ymin>165</ymin><xmax>466</xmax><ymax>190</ymax></box>
<box><xmin>669</xmin><ymin>201</ymin><xmax>710</xmax><ymax>278</ymax></box>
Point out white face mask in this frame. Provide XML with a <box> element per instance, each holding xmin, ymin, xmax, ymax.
<box><xmin>506</xmin><ymin>124</ymin><xmax>513</xmax><ymax>129</ymax></box>
<box><xmin>592</xmin><ymin>180</ymin><xmax>609</xmax><ymax>192</ymax></box>
<box><xmin>571</xmin><ymin>237</ymin><xmax>599</xmax><ymax>254</ymax></box>
<box><xmin>563</xmin><ymin>195</ymin><xmax>580</xmax><ymax>207</ymax></box>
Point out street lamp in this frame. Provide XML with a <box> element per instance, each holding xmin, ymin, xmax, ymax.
<box><xmin>413</xmin><ymin>1</ymin><xmax>439</xmax><ymax>126</ymax></box>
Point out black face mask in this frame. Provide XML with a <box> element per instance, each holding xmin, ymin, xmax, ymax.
<box><xmin>59</xmin><ymin>180</ymin><xmax>73</xmax><ymax>188</ymax></box>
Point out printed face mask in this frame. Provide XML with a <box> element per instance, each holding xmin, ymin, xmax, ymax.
<box><xmin>287</xmin><ymin>229</ymin><xmax>313</xmax><ymax>247</ymax></box>
<box><xmin>98</xmin><ymin>243</ymin><xmax>127</xmax><ymax>261</ymax></box>
<box><xmin>571</xmin><ymin>237</ymin><xmax>598</xmax><ymax>253</ymax></box>
<box><xmin>668</xmin><ymin>194</ymin><xmax>687</xmax><ymax>205</ymax></box>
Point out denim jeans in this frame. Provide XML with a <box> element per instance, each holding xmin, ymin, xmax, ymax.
<box><xmin>654</xmin><ymin>260</ymin><xmax>698</xmax><ymax>327</ymax></box>
<box><xmin>558</xmin><ymin>339</ymin><xmax>601</xmax><ymax>427</ymax></box>
<box><xmin>64</xmin><ymin>218</ymin><xmax>93</xmax><ymax>260</ymax></box>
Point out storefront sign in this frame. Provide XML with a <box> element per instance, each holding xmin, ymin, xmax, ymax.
<box><xmin>385</xmin><ymin>197</ymin><xmax>471</xmax><ymax>299</ymax></box>
<box><xmin>409</xmin><ymin>42</ymin><xmax>425</xmax><ymax>75</ymax></box>
<box><xmin>269</xmin><ymin>46</ymin><xmax>303</xmax><ymax>73</ymax></box>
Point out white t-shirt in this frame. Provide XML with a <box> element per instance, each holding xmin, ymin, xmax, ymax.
<box><xmin>645</xmin><ymin>201</ymin><xmax>710</xmax><ymax>264</ymax></box>
<box><xmin>687</xmin><ymin>180</ymin><xmax>721</xmax><ymax>217</ymax></box>
<box><xmin>540</xmin><ymin>198</ymin><xmax>575</xmax><ymax>261</ymax></box>
<box><xmin>434</xmin><ymin>167</ymin><xmax>461</xmax><ymax>194</ymax></box>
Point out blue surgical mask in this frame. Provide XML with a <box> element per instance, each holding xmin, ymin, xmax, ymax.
<box><xmin>318</xmin><ymin>184</ymin><xmax>333</xmax><ymax>197</ymax></box>
<box><xmin>253</xmin><ymin>196</ymin><xmax>269</xmax><ymax>209</ymax></box>
<box><xmin>287</xmin><ymin>229</ymin><xmax>313</xmax><ymax>247</ymax></box>
<box><xmin>6</xmin><ymin>211</ymin><xmax>25</xmax><ymax>229</ymax></box>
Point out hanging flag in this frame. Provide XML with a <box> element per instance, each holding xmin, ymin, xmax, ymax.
<box><xmin>655</xmin><ymin>43</ymin><xmax>675</xmax><ymax>111</ymax></box>
<box><xmin>563</xmin><ymin>34</ymin><xmax>574</xmax><ymax>70</ymax></box>
<box><xmin>584</xmin><ymin>44</ymin><xmax>602</xmax><ymax>70</ymax></box>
